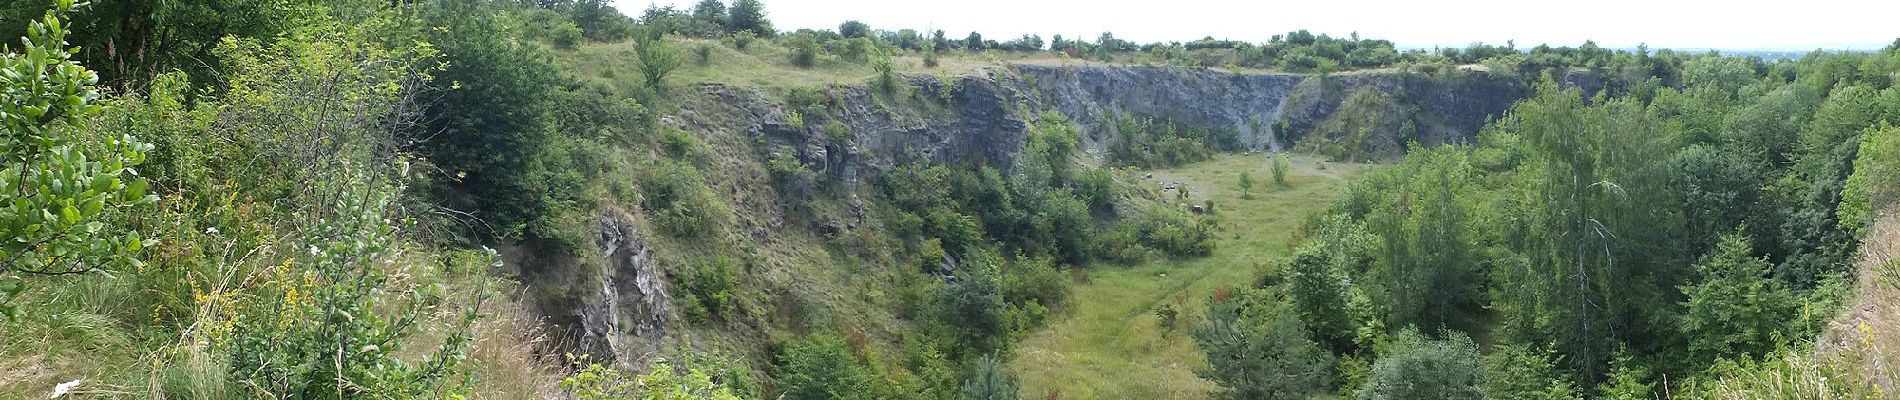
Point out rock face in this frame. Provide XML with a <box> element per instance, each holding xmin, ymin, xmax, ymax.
<box><xmin>1277</xmin><ymin>72</ymin><xmax>1528</xmax><ymax>155</ymax></box>
<box><xmin>1017</xmin><ymin>65</ymin><xmax>1305</xmax><ymax>152</ymax></box>
<box><xmin>508</xmin><ymin>208</ymin><xmax>668</xmax><ymax>367</ymax></box>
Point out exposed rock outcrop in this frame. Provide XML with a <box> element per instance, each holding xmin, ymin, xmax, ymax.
<box><xmin>507</xmin><ymin>207</ymin><xmax>668</xmax><ymax>368</ymax></box>
<box><xmin>1017</xmin><ymin>65</ymin><xmax>1305</xmax><ymax>152</ymax></box>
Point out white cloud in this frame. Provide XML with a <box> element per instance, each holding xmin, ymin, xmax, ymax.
<box><xmin>615</xmin><ymin>0</ymin><xmax>1900</xmax><ymax>50</ymax></box>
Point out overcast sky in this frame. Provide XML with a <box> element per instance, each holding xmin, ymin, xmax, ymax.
<box><xmin>614</xmin><ymin>0</ymin><xmax>1900</xmax><ymax>51</ymax></box>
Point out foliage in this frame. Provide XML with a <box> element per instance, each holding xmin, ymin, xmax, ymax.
<box><xmin>419</xmin><ymin>0</ymin><xmax>584</xmax><ymax>245</ymax></box>
<box><xmin>1270</xmin><ymin>154</ymin><xmax>1289</xmax><ymax>187</ymax></box>
<box><xmin>0</xmin><ymin>1</ymin><xmax>155</xmax><ymax>317</ymax></box>
<box><xmin>0</xmin><ymin>0</ymin><xmax>301</xmax><ymax>88</ymax></box>
<box><xmin>1283</xmin><ymin>216</ymin><xmax>1374</xmax><ymax>353</ymax></box>
<box><xmin>1679</xmin><ymin>233</ymin><xmax>1801</xmax><ymax>365</ymax></box>
<box><xmin>1237</xmin><ymin>170</ymin><xmax>1254</xmax><ymax>197</ymax></box>
<box><xmin>936</xmin><ymin>250</ymin><xmax>1009</xmax><ymax>355</ymax></box>
<box><xmin>1104</xmin><ymin>114</ymin><xmax>1239</xmax><ymax>168</ymax></box>
<box><xmin>788</xmin><ymin>33</ymin><xmax>821</xmax><ymax>68</ymax></box>
<box><xmin>960</xmin><ymin>353</ymin><xmax>1019</xmax><ymax>400</ymax></box>
<box><xmin>1481</xmin><ymin>344</ymin><xmax>1583</xmax><ymax>400</ymax></box>
<box><xmin>725</xmin><ymin>0</ymin><xmax>771</xmax><ymax>37</ymax></box>
<box><xmin>634</xmin><ymin>27</ymin><xmax>684</xmax><ymax>90</ymax></box>
<box><xmin>1841</xmin><ymin>123</ymin><xmax>1900</xmax><ymax>234</ymax></box>
<box><xmin>223</xmin><ymin>172</ymin><xmax>488</xmax><ymax>399</ymax></box>
<box><xmin>674</xmin><ymin>255</ymin><xmax>739</xmax><ymax>323</ymax></box>
<box><xmin>1356</xmin><ymin>329</ymin><xmax>1483</xmax><ymax>400</ymax></box>
<box><xmin>636</xmin><ymin>159</ymin><xmax>728</xmax><ymax>237</ymax></box>
<box><xmin>561</xmin><ymin>354</ymin><xmax>746</xmax><ymax>400</ymax></box>
<box><xmin>776</xmin><ymin>333</ymin><xmax>875</xmax><ymax>400</ymax></box>
<box><xmin>1193</xmin><ymin>292</ymin><xmax>1332</xmax><ymax>400</ymax></box>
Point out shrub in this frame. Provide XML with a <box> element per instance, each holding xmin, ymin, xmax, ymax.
<box><xmin>730</xmin><ymin>30</ymin><xmax>756</xmax><ymax>49</ymax></box>
<box><xmin>1272</xmin><ymin>153</ymin><xmax>1291</xmax><ymax>187</ymax></box>
<box><xmin>960</xmin><ymin>353</ymin><xmax>1020</xmax><ymax>400</ymax></box>
<box><xmin>696</xmin><ymin>42</ymin><xmax>714</xmax><ymax>65</ymax></box>
<box><xmin>841</xmin><ymin>37</ymin><xmax>875</xmax><ymax>63</ymax></box>
<box><xmin>224</xmin><ymin>172</ymin><xmax>491</xmax><ymax>398</ymax></box>
<box><xmin>562</xmin><ymin>354</ymin><xmax>746</xmax><ymax>400</ymax></box>
<box><xmin>788</xmin><ymin>33</ymin><xmax>821</xmax><ymax>68</ymax></box>
<box><xmin>1238</xmin><ymin>170</ymin><xmax>1255</xmax><ymax>197</ymax></box>
<box><xmin>674</xmin><ymin>255</ymin><xmax>738</xmax><ymax>323</ymax></box>
<box><xmin>776</xmin><ymin>334</ymin><xmax>875</xmax><ymax>400</ymax></box>
<box><xmin>635</xmin><ymin>28</ymin><xmax>683</xmax><ymax>90</ymax></box>
<box><xmin>825</xmin><ymin>119</ymin><xmax>854</xmax><ymax>141</ymax></box>
<box><xmin>873</xmin><ymin>54</ymin><xmax>897</xmax><ymax>95</ymax></box>
<box><xmin>637</xmin><ymin>160</ymin><xmax>726</xmax><ymax>237</ymax></box>
<box><xmin>1194</xmin><ymin>294</ymin><xmax>1332</xmax><ymax>399</ymax></box>
<box><xmin>1357</xmin><ymin>329</ymin><xmax>1484</xmax><ymax>400</ymax></box>
<box><xmin>0</xmin><ymin>2</ymin><xmax>156</xmax><ymax>317</ymax></box>
<box><xmin>1842</xmin><ymin>123</ymin><xmax>1900</xmax><ymax>233</ymax></box>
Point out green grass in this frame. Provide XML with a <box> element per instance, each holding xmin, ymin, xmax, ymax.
<box><xmin>1010</xmin><ymin>154</ymin><xmax>1367</xmax><ymax>399</ymax></box>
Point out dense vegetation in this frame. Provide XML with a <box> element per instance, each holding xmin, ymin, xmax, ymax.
<box><xmin>1195</xmin><ymin>43</ymin><xmax>1900</xmax><ymax>398</ymax></box>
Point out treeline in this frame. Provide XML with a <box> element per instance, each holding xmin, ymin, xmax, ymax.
<box><xmin>1193</xmin><ymin>41</ymin><xmax>1900</xmax><ymax>398</ymax></box>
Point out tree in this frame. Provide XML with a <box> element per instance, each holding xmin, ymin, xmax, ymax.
<box><xmin>776</xmin><ymin>334</ymin><xmax>874</xmax><ymax>400</ymax></box>
<box><xmin>0</xmin><ymin>0</ymin><xmax>295</xmax><ymax>89</ymax></box>
<box><xmin>838</xmin><ymin>20</ymin><xmax>870</xmax><ymax>39</ymax></box>
<box><xmin>1238</xmin><ymin>170</ymin><xmax>1255</xmax><ymax>197</ymax></box>
<box><xmin>965</xmin><ymin>31</ymin><xmax>985</xmax><ymax>51</ymax></box>
<box><xmin>1282</xmin><ymin>216</ymin><xmax>1372</xmax><ymax>353</ymax></box>
<box><xmin>1841</xmin><ymin>123</ymin><xmax>1900</xmax><ymax>235</ymax></box>
<box><xmin>1679</xmin><ymin>233</ymin><xmax>1800</xmax><ymax>365</ymax></box>
<box><xmin>938</xmin><ymin>250</ymin><xmax>1008</xmax><ymax>355</ymax></box>
<box><xmin>726</xmin><ymin>0</ymin><xmax>771</xmax><ymax>37</ymax></box>
<box><xmin>635</xmin><ymin>27</ymin><xmax>683</xmax><ymax>90</ymax></box>
<box><xmin>960</xmin><ymin>353</ymin><xmax>1019</xmax><ymax>400</ymax></box>
<box><xmin>1357</xmin><ymin>329</ymin><xmax>1484</xmax><ymax>400</ymax></box>
<box><xmin>419</xmin><ymin>0</ymin><xmax>583</xmax><ymax>244</ymax></box>
<box><xmin>1193</xmin><ymin>293</ymin><xmax>1332</xmax><ymax>400</ymax></box>
<box><xmin>689</xmin><ymin>0</ymin><xmax>727</xmax><ymax>35</ymax></box>
<box><xmin>787</xmin><ymin>32</ymin><xmax>820</xmax><ymax>68</ymax></box>
<box><xmin>0</xmin><ymin>0</ymin><xmax>156</xmax><ymax>318</ymax></box>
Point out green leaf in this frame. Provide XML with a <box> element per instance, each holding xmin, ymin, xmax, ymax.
<box><xmin>81</xmin><ymin>198</ymin><xmax>102</xmax><ymax>216</ymax></box>
<box><xmin>60</xmin><ymin>204</ymin><xmax>78</xmax><ymax>224</ymax></box>
<box><xmin>124</xmin><ymin>178</ymin><xmax>147</xmax><ymax>202</ymax></box>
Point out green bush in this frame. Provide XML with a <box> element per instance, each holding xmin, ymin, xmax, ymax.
<box><xmin>1272</xmin><ymin>153</ymin><xmax>1290</xmax><ymax>187</ymax></box>
<box><xmin>873</xmin><ymin>54</ymin><xmax>898</xmax><ymax>95</ymax></box>
<box><xmin>788</xmin><ymin>33</ymin><xmax>821</xmax><ymax>68</ymax></box>
<box><xmin>730</xmin><ymin>30</ymin><xmax>756</xmax><ymax>49</ymax></box>
<box><xmin>960</xmin><ymin>353</ymin><xmax>1020</xmax><ymax>400</ymax></box>
<box><xmin>1357</xmin><ymin>329</ymin><xmax>1484</xmax><ymax>400</ymax></box>
<box><xmin>775</xmin><ymin>334</ymin><xmax>875</xmax><ymax>400</ymax></box>
<box><xmin>562</xmin><ymin>354</ymin><xmax>747</xmax><ymax>400</ymax></box>
<box><xmin>1841</xmin><ymin>123</ymin><xmax>1900</xmax><ymax>233</ymax></box>
<box><xmin>0</xmin><ymin>2</ymin><xmax>156</xmax><ymax>317</ymax></box>
<box><xmin>635</xmin><ymin>28</ymin><xmax>683</xmax><ymax>90</ymax></box>
<box><xmin>1194</xmin><ymin>292</ymin><xmax>1333</xmax><ymax>399</ymax></box>
<box><xmin>674</xmin><ymin>255</ymin><xmax>738</xmax><ymax>323</ymax></box>
<box><xmin>637</xmin><ymin>160</ymin><xmax>727</xmax><ymax>237</ymax></box>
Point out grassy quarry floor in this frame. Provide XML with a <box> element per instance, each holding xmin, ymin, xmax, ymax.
<box><xmin>1011</xmin><ymin>154</ymin><xmax>1368</xmax><ymax>399</ymax></box>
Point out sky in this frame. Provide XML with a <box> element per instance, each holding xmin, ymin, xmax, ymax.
<box><xmin>613</xmin><ymin>0</ymin><xmax>1900</xmax><ymax>51</ymax></box>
